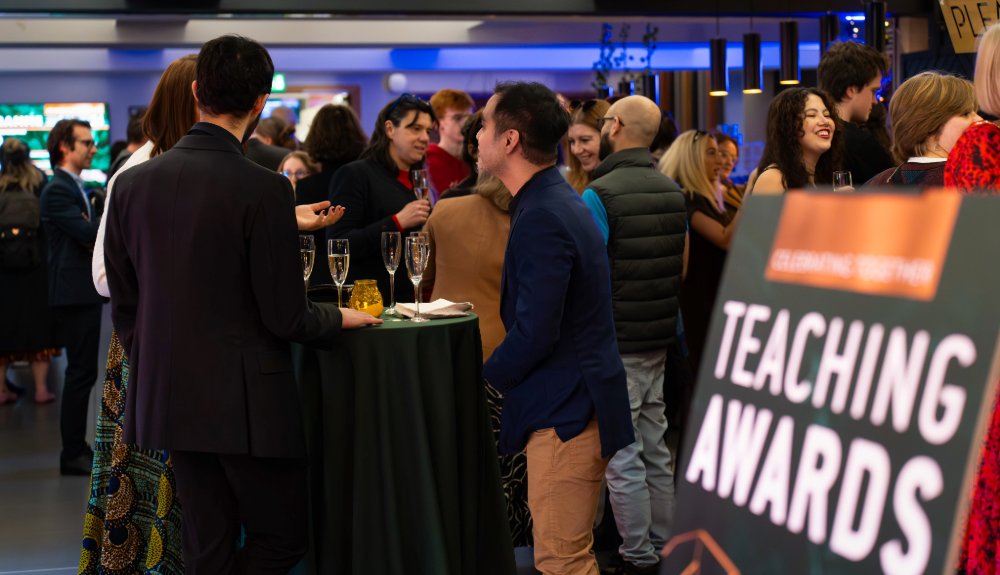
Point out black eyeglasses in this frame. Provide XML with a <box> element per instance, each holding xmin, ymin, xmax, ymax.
<box><xmin>596</xmin><ymin>116</ymin><xmax>624</xmax><ymax>131</ymax></box>
<box><xmin>384</xmin><ymin>93</ymin><xmax>427</xmax><ymax>118</ymax></box>
<box><xmin>76</xmin><ymin>139</ymin><xmax>96</xmax><ymax>149</ymax></box>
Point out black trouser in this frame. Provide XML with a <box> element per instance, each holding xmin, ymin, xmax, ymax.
<box><xmin>53</xmin><ymin>303</ymin><xmax>102</xmax><ymax>461</ymax></box>
<box><xmin>171</xmin><ymin>451</ymin><xmax>308</xmax><ymax>574</ymax></box>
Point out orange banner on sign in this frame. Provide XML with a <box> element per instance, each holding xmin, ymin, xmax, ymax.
<box><xmin>765</xmin><ymin>191</ymin><xmax>960</xmax><ymax>301</ymax></box>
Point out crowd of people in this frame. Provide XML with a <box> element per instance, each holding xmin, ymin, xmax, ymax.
<box><xmin>1</xmin><ymin>24</ymin><xmax>1000</xmax><ymax>575</ymax></box>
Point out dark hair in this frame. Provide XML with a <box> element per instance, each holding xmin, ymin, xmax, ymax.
<box><xmin>493</xmin><ymin>82</ymin><xmax>569</xmax><ymax>166</ymax></box>
<box><xmin>46</xmin><ymin>119</ymin><xmax>91</xmax><ymax>167</ymax></box>
<box><xmin>195</xmin><ymin>35</ymin><xmax>274</xmax><ymax>117</ymax></box>
<box><xmin>360</xmin><ymin>93</ymin><xmax>436</xmax><ymax>174</ymax></box>
<box><xmin>817</xmin><ymin>41</ymin><xmax>889</xmax><ymax>102</ymax></box>
<box><xmin>144</xmin><ymin>54</ymin><xmax>198</xmax><ymax>157</ymax></box>
<box><xmin>757</xmin><ymin>87</ymin><xmax>844</xmax><ymax>189</ymax></box>
<box><xmin>305</xmin><ymin>104</ymin><xmax>368</xmax><ymax>168</ymax></box>
<box><xmin>650</xmin><ymin>112</ymin><xmax>679</xmax><ymax>154</ymax></box>
<box><xmin>257</xmin><ymin>116</ymin><xmax>297</xmax><ymax>151</ymax></box>
<box><xmin>0</xmin><ymin>138</ymin><xmax>43</xmax><ymax>193</ymax></box>
<box><xmin>126</xmin><ymin>113</ymin><xmax>145</xmax><ymax>144</ymax></box>
<box><xmin>460</xmin><ymin>110</ymin><xmax>484</xmax><ymax>168</ymax></box>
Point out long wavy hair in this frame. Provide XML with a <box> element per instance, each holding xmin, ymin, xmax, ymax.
<box><xmin>565</xmin><ymin>99</ymin><xmax>610</xmax><ymax>192</ymax></box>
<box><xmin>659</xmin><ymin>130</ymin><xmax>719</xmax><ymax>211</ymax></box>
<box><xmin>143</xmin><ymin>54</ymin><xmax>198</xmax><ymax>158</ymax></box>
<box><xmin>756</xmin><ymin>87</ymin><xmax>844</xmax><ymax>189</ymax></box>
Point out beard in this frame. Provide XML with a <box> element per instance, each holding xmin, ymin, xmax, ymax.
<box><xmin>599</xmin><ymin>132</ymin><xmax>614</xmax><ymax>161</ymax></box>
<box><xmin>242</xmin><ymin>113</ymin><xmax>262</xmax><ymax>146</ymax></box>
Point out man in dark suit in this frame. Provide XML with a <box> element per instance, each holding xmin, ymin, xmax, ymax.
<box><xmin>105</xmin><ymin>35</ymin><xmax>381</xmax><ymax>573</ymax></box>
<box><xmin>40</xmin><ymin>118</ymin><xmax>104</xmax><ymax>476</ymax></box>
<box><xmin>245</xmin><ymin>133</ymin><xmax>290</xmax><ymax>171</ymax></box>
<box><xmin>479</xmin><ymin>81</ymin><xmax>633</xmax><ymax>575</ymax></box>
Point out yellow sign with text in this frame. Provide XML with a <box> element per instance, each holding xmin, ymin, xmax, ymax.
<box><xmin>940</xmin><ymin>0</ymin><xmax>1000</xmax><ymax>52</ymax></box>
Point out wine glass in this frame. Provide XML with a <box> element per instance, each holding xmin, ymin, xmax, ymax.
<box><xmin>405</xmin><ymin>235</ymin><xmax>430</xmax><ymax>322</ymax></box>
<box><xmin>327</xmin><ymin>239</ymin><xmax>350</xmax><ymax>307</ymax></box>
<box><xmin>381</xmin><ymin>231</ymin><xmax>402</xmax><ymax>316</ymax></box>
<box><xmin>411</xmin><ymin>169</ymin><xmax>430</xmax><ymax>201</ymax></box>
<box><xmin>299</xmin><ymin>235</ymin><xmax>315</xmax><ymax>291</ymax></box>
<box><xmin>833</xmin><ymin>171</ymin><xmax>853</xmax><ymax>192</ymax></box>
<box><xmin>410</xmin><ymin>232</ymin><xmax>429</xmax><ymax>307</ymax></box>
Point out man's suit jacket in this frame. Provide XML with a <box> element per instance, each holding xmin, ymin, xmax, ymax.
<box><xmin>105</xmin><ymin>122</ymin><xmax>342</xmax><ymax>458</ymax></box>
<box><xmin>246</xmin><ymin>138</ymin><xmax>290</xmax><ymax>171</ymax></box>
<box><xmin>39</xmin><ymin>168</ymin><xmax>103</xmax><ymax>307</ymax></box>
<box><xmin>483</xmin><ymin>167</ymin><xmax>632</xmax><ymax>457</ymax></box>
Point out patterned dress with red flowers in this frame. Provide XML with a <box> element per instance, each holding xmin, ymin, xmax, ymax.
<box><xmin>946</xmin><ymin>120</ymin><xmax>1000</xmax><ymax>574</ymax></box>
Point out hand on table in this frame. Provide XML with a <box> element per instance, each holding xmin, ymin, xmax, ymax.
<box><xmin>296</xmin><ymin>201</ymin><xmax>346</xmax><ymax>231</ymax></box>
<box><xmin>340</xmin><ymin>308</ymin><xmax>384</xmax><ymax>329</ymax></box>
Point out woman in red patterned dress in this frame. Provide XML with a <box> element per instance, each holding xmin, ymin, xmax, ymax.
<box><xmin>945</xmin><ymin>21</ymin><xmax>1000</xmax><ymax>574</ymax></box>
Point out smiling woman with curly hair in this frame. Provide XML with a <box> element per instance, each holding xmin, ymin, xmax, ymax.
<box><xmin>749</xmin><ymin>87</ymin><xmax>844</xmax><ymax>194</ymax></box>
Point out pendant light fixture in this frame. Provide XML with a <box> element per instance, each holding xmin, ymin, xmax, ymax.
<box><xmin>742</xmin><ymin>32</ymin><xmax>762</xmax><ymax>94</ymax></box>
<box><xmin>709</xmin><ymin>37</ymin><xmax>729</xmax><ymax>96</ymax></box>
<box><xmin>779</xmin><ymin>20</ymin><xmax>800</xmax><ymax>85</ymax></box>
<box><xmin>865</xmin><ymin>0</ymin><xmax>887</xmax><ymax>53</ymax></box>
<box><xmin>819</xmin><ymin>13</ymin><xmax>839</xmax><ymax>56</ymax></box>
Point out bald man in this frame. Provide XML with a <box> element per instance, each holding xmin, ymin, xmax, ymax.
<box><xmin>581</xmin><ymin>95</ymin><xmax>687</xmax><ymax>575</ymax></box>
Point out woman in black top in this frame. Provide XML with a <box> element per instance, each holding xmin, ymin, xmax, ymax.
<box><xmin>296</xmin><ymin>104</ymin><xmax>367</xmax><ymax>286</ymax></box>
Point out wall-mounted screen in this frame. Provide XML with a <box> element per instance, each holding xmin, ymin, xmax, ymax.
<box><xmin>0</xmin><ymin>102</ymin><xmax>111</xmax><ymax>186</ymax></box>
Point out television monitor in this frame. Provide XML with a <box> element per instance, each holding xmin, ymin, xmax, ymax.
<box><xmin>263</xmin><ymin>98</ymin><xmax>301</xmax><ymax>121</ymax></box>
<box><xmin>0</xmin><ymin>102</ymin><xmax>111</xmax><ymax>186</ymax></box>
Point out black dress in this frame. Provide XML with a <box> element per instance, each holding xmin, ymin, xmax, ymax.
<box><xmin>0</xmin><ymin>185</ymin><xmax>56</xmax><ymax>360</ymax></box>
<box><xmin>679</xmin><ymin>193</ymin><xmax>735</xmax><ymax>377</ymax></box>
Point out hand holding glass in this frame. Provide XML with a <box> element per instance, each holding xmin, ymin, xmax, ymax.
<box><xmin>411</xmin><ymin>169</ymin><xmax>430</xmax><ymax>201</ymax></box>
<box><xmin>405</xmin><ymin>236</ymin><xmax>430</xmax><ymax>322</ymax></box>
<box><xmin>299</xmin><ymin>235</ymin><xmax>315</xmax><ymax>291</ymax></box>
<box><xmin>381</xmin><ymin>231</ymin><xmax>402</xmax><ymax>316</ymax></box>
<box><xmin>328</xmin><ymin>239</ymin><xmax>350</xmax><ymax>307</ymax></box>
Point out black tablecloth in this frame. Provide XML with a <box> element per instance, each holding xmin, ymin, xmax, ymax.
<box><xmin>293</xmin><ymin>313</ymin><xmax>516</xmax><ymax>575</ymax></box>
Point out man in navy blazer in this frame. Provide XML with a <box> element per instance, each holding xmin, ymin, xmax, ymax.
<box><xmin>39</xmin><ymin>118</ymin><xmax>104</xmax><ymax>476</ymax></box>
<box><xmin>479</xmin><ymin>81</ymin><xmax>633</xmax><ymax>575</ymax></box>
<box><xmin>105</xmin><ymin>35</ymin><xmax>381</xmax><ymax>572</ymax></box>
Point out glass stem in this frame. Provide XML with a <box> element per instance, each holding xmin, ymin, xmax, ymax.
<box><xmin>414</xmin><ymin>280</ymin><xmax>421</xmax><ymax>319</ymax></box>
<box><xmin>389</xmin><ymin>271</ymin><xmax>396</xmax><ymax>308</ymax></box>
<box><xmin>337</xmin><ymin>286</ymin><xmax>343</xmax><ymax>308</ymax></box>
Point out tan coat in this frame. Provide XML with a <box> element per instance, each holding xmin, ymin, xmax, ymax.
<box><xmin>424</xmin><ymin>194</ymin><xmax>510</xmax><ymax>362</ymax></box>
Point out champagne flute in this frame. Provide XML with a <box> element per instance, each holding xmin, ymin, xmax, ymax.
<box><xmin>328</xmin><ymin>239</ymin><xmax>350</xmax><ymax>307</ymax></box>
<box><xmin>299</xmin><ymin>235</ymin><xmax>315</xmax><ymax>291</ymax></box>
<box><xmin>381</xmin><ymin>231</ymin><xmax>402</xmax><ymax>316</ymax></box>
<box><xmin>405</xmin><ymin>235</ymin><xmax>430</xmax><ymax>322</ymax></box>
<box><xmin>410</xmin><ymin>231</ymin><xmax>429</xmax><ymax>307</ymax></box>
<box><xmin>411</xmin><ymin>168</ymin><xmax>430</xmax><ymax>201</ymax></box>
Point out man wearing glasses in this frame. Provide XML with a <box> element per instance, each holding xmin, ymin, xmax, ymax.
<box><xmin>40</xmin><ymin>118</ymin><xmax>103</xmax><ymax>476</ymax></box>
<box><xmin>427</xmin><ymin>88</ymin><xmax>474</xmax><ymax>197</ymax></box>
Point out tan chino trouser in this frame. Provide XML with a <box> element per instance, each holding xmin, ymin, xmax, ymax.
<box><xmin>526</xmin><ymin>419</ymin><xmax>607</xmax><ymax>575</ymax></box>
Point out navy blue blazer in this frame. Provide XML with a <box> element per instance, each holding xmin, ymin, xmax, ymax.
<box><xmin>483</xmin><ymin>167</ymin><xmax>632</xmax><ymax>457</ymax></box>
<box><xmin>39</xmin><ymin>168</ymin><xmax>103</xmax><ymax>307</ymax></box>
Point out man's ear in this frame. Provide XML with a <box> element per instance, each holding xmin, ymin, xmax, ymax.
<box><xmin>843</xmin><ymin>85</ymin><xmax>859</xmax><ymax>101</ymax></box>
<box><xmin>503</xmin><ymin>129</ymin><xmax>520</xmax><ymax>156</ymax></box>
<box><xmin>251</xmin><ymin>93</ymin><xmax>269</xmax><ymax>117</ymax></box>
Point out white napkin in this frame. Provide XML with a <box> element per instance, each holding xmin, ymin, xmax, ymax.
<box><xmin>395</xmin><ymin>299</ymin><xmax>474</xmax><ymax>319</ymax></box>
